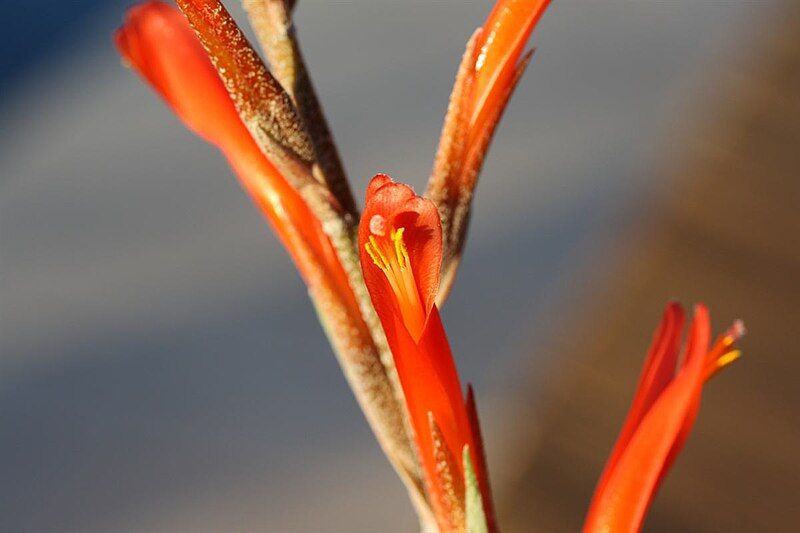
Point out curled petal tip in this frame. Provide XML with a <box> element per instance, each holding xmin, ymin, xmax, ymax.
<box><xmin>366</xmin><ymin>173</ymin><xmax>400</xmax><ymax>198</ymax></box>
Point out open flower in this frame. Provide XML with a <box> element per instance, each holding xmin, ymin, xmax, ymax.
<box><xmin>359</xmin><ymin>174</ymin><xmax>494</xmax><ymax>532</ymax></box>
<box><xmin>584</xmin><ymin>303</ymin><xmax>744</xmax><ymax>532</ymax></box>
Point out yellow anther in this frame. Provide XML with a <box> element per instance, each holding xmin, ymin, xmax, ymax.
<box><xmin>706</xmin><ymin>319</ymin><xmax>745</xmax><ymax>380</ymax></box>
<box><xmin>392</xmin><ymin>227</ymin><xmax>410</xmax><ymax>270</ymax></box>
<box><xmin>722</xmin><ymin>335</ymin><xmax>735</xmax><ymax>347</ymax></box>
<box><xmin>717</xmin><ymin>349</ymin><xmax>741</xmax><ymax>369</ymax></box>
<box><xmin>365</xmin><ymin>235</ymin><xmax>390</xmax><ymax>271</ymax></box>
<box><xmin>362</xmin><ymin>225</ymin><xmax>426</xmax><ymax>339</ymax></box>
<box><xmin>705</xmin><ymin>347</ymin><xmax>742</xmax><ymax>381</ymax></box>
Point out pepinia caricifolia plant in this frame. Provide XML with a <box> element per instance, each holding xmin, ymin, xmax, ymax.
<box><xmin>114</xmin><ymin>1</ymin><xmax>745</xmax><ymax>531</ymax></box>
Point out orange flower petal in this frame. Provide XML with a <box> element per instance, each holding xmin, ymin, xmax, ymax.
<box><xmin>114</xmin><ymin>2</ymin><xmax>350</xmax><ymax>300</ymax></box>
<box><xmin>584</xmin><ymin>305</ymin><xmax>711</xmax><ymax>532</ymax></box>
<box><xmin>471</xmin><ymin>0</ymin><xmax>551</xmax><ymax>133</ymax></box>
<box><xmin>114</xmin><ymin>1</ymin><xmax>248</xmax><ymax>149</ymax></box>
<box><xmin>418</xmin><ymin>308</ymin><xmax>474</xmax><ymax>456</ymax></box>
<box><xmin>427</xmin><ymin>0</ymin><xmax>552</xmax><ymax>304</ymax></box>
<box><xmin>388</xmin><ymin>311</ymin><xmax>459</xmax><ymax>530</ymax></box>
<box><xmin>360</xmin><ymin>175</ymin><xmax>443</xmax><ymax>322</ymax></box>
<box><xmin>589</xmin><ymin>302</ymin><xmax>685</xmax><ymax>500</ymax></box>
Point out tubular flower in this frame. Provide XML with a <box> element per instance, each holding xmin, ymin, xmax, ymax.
<box><xmin>427</xmin><ymin>0</ymin><xmax>552</xmax><ymax>303</ymax></box>
<box><xmin>359</xmin><ymin>174</ymin><xmax>495</xmax><ymax>532</ymax></box>
<box><xmin>584</xmin><ymin>303</ymin><xmax>745</xmax><ymax>533</ymax></box>
<box><xmin>114</xmin><ymin>2</ymin><xmax>338</xmax><ymax>292</ymax></box>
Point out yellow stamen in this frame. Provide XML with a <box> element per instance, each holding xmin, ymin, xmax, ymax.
<box><xmin>392</xmin><ymin>227</ymin><xmax>410</xmax><ymax>270</ymax></box>
<box><xmin>717</xmin><ymin>349</ymin><xmax>742</xmax><ymax>369</ymax></box>
<box><xmin>704</xmin><ymin>320</ymin><xmax>745</xmax><ymax>380</ymax></box>
<box><xmin>366</xmin><ymin>235</ymin><xmax>390</xmax><ymax>271</ymax></box>
<box><xmin>365</xmin><ymin>225</ymin><xmax>427</xmax><ymax>340</ymax></box>
<box><xmin>705</xmin><ymin>349</ymin><xmax>741</xmax><ymax>381</ymax></box>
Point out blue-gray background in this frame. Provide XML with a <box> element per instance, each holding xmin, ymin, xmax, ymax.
<box><xmin>0</xmin><ymin>1</ymin><xmax>761</xmax><ymax>531</ymax></box>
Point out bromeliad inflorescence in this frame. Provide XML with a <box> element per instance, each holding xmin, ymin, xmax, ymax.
<box><xmin>115</xmin><ymin>0</ymin><xmax>744</xmax><ymax>531</ymax></box>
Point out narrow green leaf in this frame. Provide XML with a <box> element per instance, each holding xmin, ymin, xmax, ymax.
<box><xmin>463</xmin><ymin>445</ymin><xmax>488</xmax><ymax>533</ymax></box>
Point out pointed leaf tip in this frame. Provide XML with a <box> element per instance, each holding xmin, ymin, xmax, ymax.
<box><xmin>463</xmin><ymin>445</ymin><xmax>489</xmax><ymax>533</ymax></box>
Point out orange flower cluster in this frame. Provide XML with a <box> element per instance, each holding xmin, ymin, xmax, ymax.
<box><xmin>115</xmin><ymin>1</ymin><xmax>743</xmax><ymax>531</ymax></box>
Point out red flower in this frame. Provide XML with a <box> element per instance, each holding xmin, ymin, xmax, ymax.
<box><xmin>114</xmin><ymin>2</ymin><xmax>354</xmax><ymax>307</ymax></box>
<box><xmin>359</xmin><ymin>174</ymin><xmax>494</xmax><ymax>532</ymax></box>
<box><xmin>472</xmin><ymin>0</ymin><xmax>552</xmax><ymax>150</ymax></box>
<box><xmin>584</xmin><ymin>303</ymin><xmax>744</xmax><ymax>532</ymax></box>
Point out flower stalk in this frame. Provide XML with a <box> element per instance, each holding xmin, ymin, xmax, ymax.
<box><xmin>242</xmin><ymin>0</ymin><xmax>356</xmax><ymax>219</ymax></box>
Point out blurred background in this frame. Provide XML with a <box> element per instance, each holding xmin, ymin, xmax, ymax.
<box><xmin>2</xmin><ymin>0</ymin><xmax>798</xmax><ymax>531</ymax></box>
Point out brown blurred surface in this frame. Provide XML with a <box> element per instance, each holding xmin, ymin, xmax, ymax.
<box><xmin>502</xmin><ymin>2</ymin><xmax>800</xmax><ymax>532</ymax></box>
